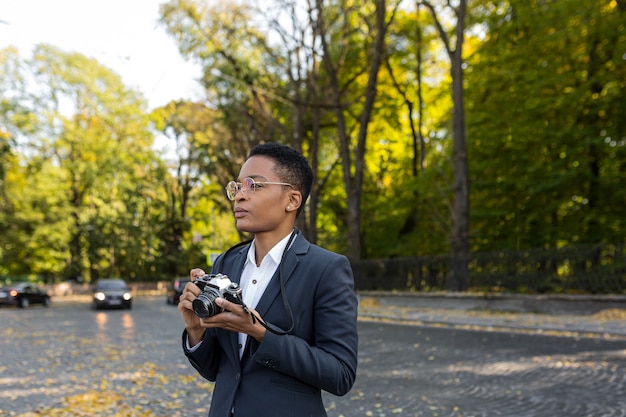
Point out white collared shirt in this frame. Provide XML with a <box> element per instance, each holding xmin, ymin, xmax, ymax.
<box><xmin>237</xmin><ymin>232</ymin><xmax>293</xmax><ymax>358</ymax></box>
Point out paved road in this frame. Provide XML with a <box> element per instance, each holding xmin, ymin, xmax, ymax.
<box><xmin>1</xmin><ymin>296</ymin><xmax>625</xmax><ymax>417</ymax></box>
<box><xmin>345</xmin><ymin>321</ymin><xmax>626</xmax><ymax>417</ymax></box>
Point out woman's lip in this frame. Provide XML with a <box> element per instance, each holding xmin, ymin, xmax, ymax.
<box><xmin>234</xmin><ymin>207</ymin><xmax>247</xmax><ymax>218</ymax></box>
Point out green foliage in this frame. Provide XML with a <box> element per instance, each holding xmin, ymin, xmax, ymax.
<box><xmin>0</xmin><ymin>45</ymin><xmax>170</xmax><ymax>281</ymax></box>
<box><xmin>1</xmin><ymin>0</ymin><xmax>625</xmax><ymax>281</ymax></box>
<box><xmin>466</xmin><ymin>0</ymin><xmax>626</xmax><ymax>251</ymax></box>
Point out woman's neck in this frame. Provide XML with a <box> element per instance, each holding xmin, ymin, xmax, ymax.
<box><xmin>253</xmin><ymin>228</ymin><xmax>296</xmax><ymax>265</ymax></box>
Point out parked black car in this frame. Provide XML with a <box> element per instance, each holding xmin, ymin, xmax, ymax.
<box><xmin>92</xmin><ymin>279</ymin><xmax>132</xmax><ymax>310</ymax></box>
<box><xmin>166</xmin><ymin>278</ymin><xmax>190</xmax><ymax>305</ymax></box>
<box><xmin>0</xmin><ymin>282</ymin><xmax>51</xmax><ymax>308</ymax></box>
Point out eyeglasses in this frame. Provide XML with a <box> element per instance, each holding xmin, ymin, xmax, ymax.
<box><xmin>225</xmin><ymin>177</ymin><xmax>293</xmax><ymax>201</ymax></box>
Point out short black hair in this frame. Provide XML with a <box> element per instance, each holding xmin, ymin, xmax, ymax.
<box><xmin>248</xmin><ymin>142</ymin><xmax>313</xmax><ymax>216</ymax></box>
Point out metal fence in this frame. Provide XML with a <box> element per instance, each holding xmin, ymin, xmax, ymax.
<box><xmin>350</xmin><ymin>243</ymin><xmax>626</xmax><ymax>294</ymax></box>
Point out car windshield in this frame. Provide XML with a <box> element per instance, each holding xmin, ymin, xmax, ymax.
<box><xmin>7</xmin><ymin>282</ymin><xmax>30</xmax><ymax>289</ymax></box>
<box><xmin>175</xmin><ymin>280</ymin><xmax>190</xmax><ymax>289</ymax></box>
<box><xmin>97</xmin><ymin>280</ymin><xmax>127</xmax><ymax>290</ymax></box>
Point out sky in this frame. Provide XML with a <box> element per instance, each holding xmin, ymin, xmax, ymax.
<box><xmin>0</xmin><ymin>0</ymin><xmax>203</xmax><ymax>110</ymax></box>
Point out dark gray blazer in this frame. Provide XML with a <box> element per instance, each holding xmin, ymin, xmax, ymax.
<box><xmin>183</xmin><ymin>233</ymin><xmax>359</xmax><ymax>417</ymax></box>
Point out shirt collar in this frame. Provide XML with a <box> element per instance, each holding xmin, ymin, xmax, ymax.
<box><xmin>246</xmin><ymin>231</ymin><xmax>296</xmax><ymax>267</ymax></box>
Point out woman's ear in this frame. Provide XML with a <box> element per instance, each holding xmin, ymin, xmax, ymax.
<box><xmin>287</xmin><ymin>191</ymin><xmax>302</xmax><ymax>212</ymax></box>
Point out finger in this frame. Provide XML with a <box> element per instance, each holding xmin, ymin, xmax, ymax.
<box><xmin>177</xmin><ymin>297</ymin><xmax>194</xmax><ymax>313</ymax></box>
<box><xmin>215</xmin><ymin>297</ymin><xmax>246</xmax><ymax>315</ymax></box>
<box><xmin>184</xmin><ymin>282</ymin><xmax>201</xmax><ymax>296</ymax></box>
<box><xmin>189</xmin><ymin>268</ymin><xmax>205</xmax><ymax>281</ymax></box>
<box><xmin>200</xmin><ymin>314</ymin><xmax>232</xmax><ymax>329</ymax></box>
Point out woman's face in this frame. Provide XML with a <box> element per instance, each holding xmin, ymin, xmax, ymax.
<box><xmin>231</xmin><ymin>155</ymin><xmax>293</xmax><ymax>234</ymax></box>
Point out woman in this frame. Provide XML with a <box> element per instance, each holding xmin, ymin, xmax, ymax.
<box><xmin>178</xmin><ymin>142</ymin><xmax>359</xmax><ymax>417</ymax></box>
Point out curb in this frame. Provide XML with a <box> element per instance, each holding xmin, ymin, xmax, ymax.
<box><xmin>358</xmin><ymin>291</ymin><xmax>626</xmax><ymax>316</ymax></box>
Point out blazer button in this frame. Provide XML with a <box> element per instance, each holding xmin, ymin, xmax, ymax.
<box><xmin>235</xmin><ymin>372</ymin><xmax>241</xmax><ymax>380</ymax></box>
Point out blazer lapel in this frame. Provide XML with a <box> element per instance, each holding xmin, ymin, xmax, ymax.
<box><xmin>217</xmin><ymin>244</ymin><xmax>248</xmax><ymax>285</ymax></box>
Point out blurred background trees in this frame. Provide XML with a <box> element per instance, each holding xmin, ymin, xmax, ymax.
<box><xmin>0</xmin><ymin>0</ymin><xmax>624</xmax><ymax>289</ymax></box>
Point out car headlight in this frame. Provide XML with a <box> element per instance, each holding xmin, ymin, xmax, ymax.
<box><xmin>123</xmin><ymin>292</ymin><xmax>132</xmax><ymax>301</ymax></box>
<box><xmin>95</xmin><ymin>292</ymin><xmax>106</xmax><ymax>301</ymax></box>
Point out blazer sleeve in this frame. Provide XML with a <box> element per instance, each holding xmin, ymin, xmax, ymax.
<box><xmin>251</xmin><ymin>251</ymin><xmax>359</xmax><ymax>396</ymax></box>
<box><xmin>182</xmin><ymin>328</ymin><xmax>221</xmax><ymax>382</ymax></box>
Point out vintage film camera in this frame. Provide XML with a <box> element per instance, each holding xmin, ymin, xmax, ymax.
<box><xmin>192</xmin><ymin>273</ymin><xmax>244</xmax><ymax>319</ymax></box>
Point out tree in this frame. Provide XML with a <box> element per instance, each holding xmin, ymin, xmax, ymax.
<box><xmin>419</xmin><ymin>0</ymin><xmax>470</xmax><ymax>290</ymax></box>
<box><xmin>312</xmin><ymin>0</ymin><xmax>400</xmax><ymax>260</ymax></box>
<box><xmin>466</xmin><ymin>0</ymin><xmax>626</xmax><ymax>250</ymax></box>
<box><xmin>151</xmin><ymin>100</ymin><xmax>230</xmax><ymax>274</ymax></box>
<box><xmin>7</xmin><ymin>44</ymin><xmax>159</xmax><ymax>281</ymax></box>
<box><xmin>375</xmin><ymin>7</ymin><xmax>454</xmax><ymax>258</ymax></box>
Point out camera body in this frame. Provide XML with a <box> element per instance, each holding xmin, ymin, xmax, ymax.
<box><xmin>192</xmin><ymin>273</ymin><xmax>243</xmax><ymax>318</ymax></box>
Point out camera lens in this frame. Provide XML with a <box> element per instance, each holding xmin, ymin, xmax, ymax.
<box><xmin>192</xmin><ymin>289</ymin><xmax>222</xmax><ymax>318</ymax></box>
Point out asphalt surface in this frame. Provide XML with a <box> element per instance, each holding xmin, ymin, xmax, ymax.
<box><xmin>347</xmin><ymin>292</ymin><xmax>626</xmax><ymax>417</ymax></box>
<box><xmin>1</xmin><ymin>293</ymin><xmax>625</xmax><ymax>417</ymax></box>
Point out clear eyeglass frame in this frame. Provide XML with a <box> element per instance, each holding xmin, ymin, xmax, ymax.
<box><xmin>225</xmin><ymin>177</ymin><xmax>293</xmax><ymax>201</ymax></box>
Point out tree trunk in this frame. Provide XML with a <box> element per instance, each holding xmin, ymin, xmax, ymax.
<box><xmin>448</xmin><ymin>58</ymin><xmax>470</xmax><ymax>291</ymax></box>
<box><xmin>315</xmin><ymin>0</ymin><xmax>391</xmax><ymax>260</ymax></box>
<box><xmin>421</xmin><ymin>0</ymin><xmax>470</xmax><ymax>290</ymax></box>
<box><xmin>449</xmin><ymin>1</ymin><xmax>470</xmax><ymax>291</ymax></box>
